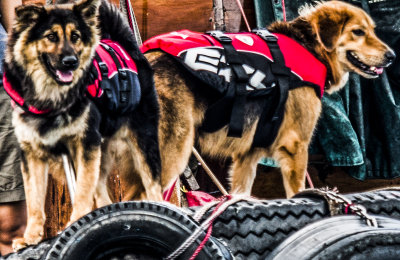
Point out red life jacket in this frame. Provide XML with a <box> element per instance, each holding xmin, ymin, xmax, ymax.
<box><xmin>141</xmin><ymin>29</ymin><xmax>326</xmax><ymax>97</ymax></box>
<box><xmin>142</xmin><ymin>30</ymin><xmax>326</xmax><ymax>148</ymax></box>
<box><xmin>3</xmin><ymin>39</ymin><xmax>141</xmax><ymax>116</ymax></box>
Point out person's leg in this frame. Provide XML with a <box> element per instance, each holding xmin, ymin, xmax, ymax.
<box><xmin>0</xmin><ymin>23</ymin><xmax>27</xmax><ymax>255</ymax></box>
<box><xmin>0</xmin><ymin>201</ymin><xmax>26</xmax><ymax>255</ymax></box>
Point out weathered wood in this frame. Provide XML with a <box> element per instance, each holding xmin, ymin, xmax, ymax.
<box><xmin>213</xmin><ymin>0</ymin><xmax>225</xmax><ymax>31</ymax></box>
<box><xmin>130</xmin><ymin>0</ymin><xmax>213</xmax><ymax>40</ymax></box>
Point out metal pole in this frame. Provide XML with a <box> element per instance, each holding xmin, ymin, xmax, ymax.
<box><xmin>213</xmin><ymin>0</ymin><xmax>225</xmax><ymax>31</ymax></box>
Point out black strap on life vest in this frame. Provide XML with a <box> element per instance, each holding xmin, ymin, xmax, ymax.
<box><xmin>201</xmin><ymin>29</ymin><xmax>293</xmax><ymax>148</ymax></box>
<box><xmin>93</xmin><ymin>44</ymin><xmax>131</xmax><ymax>108</ymax></box>
<box><xmin>252</xmin><ymin>28</ymin><xmax>292</xmax><ymax>147</ymax></box>
<box><xmin>201</xmin><ymin>30</ymin><xmax>249</xmax><ymax>137</ymax></box>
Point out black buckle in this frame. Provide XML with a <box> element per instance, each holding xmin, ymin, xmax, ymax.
<box><xmin>253</xmin><ymin>28</ymin><xmax>277</xmax><ymax>42</ymax></box>
<box><xmin>98</xmin><ymin>62</ymin><xmax>108</xmax><ymax>77</ymax></box>
<box><xmin>120</xmin><ymin>91</ymin><xmax>128</xmax><ymax>103</ymax></box>
<box><xmin>207</xmin><ymin>30</ymin><xmax>232</xmax><ymax>43</ymax></box>
<box><xmin>119</xmin><ymin>69</ymin><xmax>127</xmax><ymax>80</ymax></box>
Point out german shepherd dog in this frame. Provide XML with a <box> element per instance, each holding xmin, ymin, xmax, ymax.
<box><xmin>144</xmin><ymin>1</ymin><xmax>395</xmax><ymax>199</ymax></box>
<box><xmin>3</xmin><ymin>0</ymin><xmax>162</xmax><ymax>249</ymax></box>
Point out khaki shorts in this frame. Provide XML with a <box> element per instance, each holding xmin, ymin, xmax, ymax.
<box><xmin>0</xmin><ymin>87</ymin><xmax>25</xmax><ymax>203</ymax></box>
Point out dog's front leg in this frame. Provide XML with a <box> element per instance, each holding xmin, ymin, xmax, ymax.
<box><xmin>67</xmin><ymin>145</ymin><xmax>101</xmax><ymax>226</ymax></box>
<box><xmin>12</xmin><ymin>151</ymin><xmax>48</xmax><ymax>251</ymax></box>
<box><xmin>230</xmin><ymin>153</ymin><xmax>264</xmax><ymax>195</ymax></box>
<box><xmin>274</xmin><ymin>130</ymin><xmax>308</xmax><ymax>198</ymax></box>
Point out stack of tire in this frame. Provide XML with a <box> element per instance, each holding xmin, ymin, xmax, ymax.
<box><xmin>3</xmin><ymin>188</ymin><xmax>400</xmax><ymax>260</ymax></box>
<box><xmin>195</xmin><ymin>188</ymin><xmax>400</xmax><ymax>259</ymax></box>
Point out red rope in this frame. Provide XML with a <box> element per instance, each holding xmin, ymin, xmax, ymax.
<box><xmin>281</xmin><ymin>0</ymin><xmax>287</xmax><ymax>22</ymax></box>
<box><xmin>234</xmin><ymin>0</ymin><xmax>251</xmax><ymax>32</ymax></box>
<box><xmin>345</xmin><ymin>203</ymin><xmax>354</xmax><ymax>214</ymax></box>
<box><xmin>189</xmin><ymin>195</ymin><xmax>231</xmax><ymax>259</ymax></box>
<box><xmin>189</xmin><ymin>224</ymin><xmax>213</xmax><ymax>260</ymax></box>
<box><xmin>125</xmin><ymin>0</ymin><xmax>134</xmax><ymax>32</ymax></box>
<box><xmin>306</xmin><ymin>171</ymin><xmax>314</xmax><ymax>189</ymax></box>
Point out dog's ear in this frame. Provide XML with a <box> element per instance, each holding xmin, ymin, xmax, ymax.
<box><xmin>310</xmin><ymin>9</ymin><xmax>348</xmax><ymax>52</ymax></box>
<box><xmin>15</xmin><ymin>5</ymin><xmax>45</xmax><ymax>25</ymax></box>
<box><xmin>73</xmin><ymin>0</ymin><xmax>101</xmax><ymax>20</ymax></box>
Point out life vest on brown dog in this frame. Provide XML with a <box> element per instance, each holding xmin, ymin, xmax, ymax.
<box><xmin>141</xmin><ymin>29</ymin><xmax>327</xmax><ymax>148</ymax></box>
<box><xmin>2</xmin><ymin>39</ymin><xmax>141</xmax><ymax>116</ymax></box>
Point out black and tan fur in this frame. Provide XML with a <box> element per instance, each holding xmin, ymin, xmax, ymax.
<box><xmin>144</xmin><ymin>1</ymin><xmax>395</xmax><ymax>201</ymax></box>
<box><xmin>4</xmin><ymin>0</ymin><xmax>162</xmax><ymax>250</ymax></box>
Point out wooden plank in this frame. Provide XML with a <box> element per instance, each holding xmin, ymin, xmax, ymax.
<box><xmin>130</xmin><ymin>0</ymin><xmax>213</xmax><ymax>41</ymax></box>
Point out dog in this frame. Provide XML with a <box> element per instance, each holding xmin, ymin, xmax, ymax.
<box><xmin>3</xmin><ymin>0</ymin><xmax>163</xmax><ymax>250</ymax></box>
<box><xmin>142</xmin><ymin>1</ymin><xmax>395</xmax><ymax>200</ymax></box>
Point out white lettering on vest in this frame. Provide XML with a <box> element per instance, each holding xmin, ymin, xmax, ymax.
<box><xmin>182</xmin><ymin>48</ymin><xmax>270</xmax><ymax>91</ymax></box>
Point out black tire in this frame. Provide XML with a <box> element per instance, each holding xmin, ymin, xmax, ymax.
<box><xmin>347</xmin><ymin>188</ymin><xmax>400</xmax><ymax>219</ymax></box>
<box><xmin>1</xmin><ymin>238</ymin><xmax>53</xmax><ymax>260</ymax></box>
<box><xmin>266</xmin><ymin>215</ymin><xmax>400</xmax><ymax>260</ymax></box>
<box><xmin>190</xmin><ymin>198</ymin><xmax>329</xmax><ymax>259</ymax></box>
<box><xmin>43</xmin><ymin>201</ymin><xmax>232</xmax><ymax>260</ymax></box>
<box><xmin>189</xmin><ymin>189</ymin><xmax>400</xmax><ymax>259</ymax></box>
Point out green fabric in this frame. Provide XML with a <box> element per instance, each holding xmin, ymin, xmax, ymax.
<box><xmin>256</xmin><ymin>0</ymin><xmax>400</xmax><ymax>180</ymax></box>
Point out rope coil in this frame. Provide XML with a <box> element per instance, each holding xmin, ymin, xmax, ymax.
<box><xmin>165</xmin><ymin>195</ymin><xmax>257</xmax><ymax>259</ymax></box>
<box><xmin>296</xmin><ymin>188</ymin><xmax>378</xmax><ymax>228</ymax></box>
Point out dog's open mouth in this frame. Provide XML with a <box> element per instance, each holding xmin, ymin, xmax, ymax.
<box><xmin>55</xmin><ymin>70</ymin><xmax>74</xmax><ymax>83</ymax></box>
<box><xmin>346</xmin><ymin>51</ymin><xmax>383</xmax><ymax>77</ymax></box>
<box><xmin>43</xmin><ymin>55</ymin><xmax>74</xmax><ymax>85</ymax></box>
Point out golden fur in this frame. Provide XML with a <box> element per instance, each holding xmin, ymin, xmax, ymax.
<box><xmin>142</xmin><ymin>1</ymin><xmax>394</xmax><ymax>200</ymax></box>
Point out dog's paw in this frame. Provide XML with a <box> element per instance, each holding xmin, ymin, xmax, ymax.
<box><xmin>12</xmin><ymin>233</ymin><xmax>44</xmax><ymax>251</ymax></box>
<box><xmin>65</xmin><ymin>220</ymin><xmax>75</xmax><ymax>228</ymax></box>
<box><xmin>12</xmin><ymin>238</ymin><xmax>28</xmax><ymax>252</ymax></box>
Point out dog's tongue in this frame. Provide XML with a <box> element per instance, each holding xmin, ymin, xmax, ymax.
<box><xmin>56</xmin><ymin>70</ymin><xmax>73</xmax><ymax>83</ymax></box>
<box><xmin>370</xmin><ymin>66</ymin><xmax>384</xmax><ymax>75</ymax></box>
<box><xmin>375</xmin><ymin>67</ymin><xmax>384</xmax><ymax>74</ymax></box>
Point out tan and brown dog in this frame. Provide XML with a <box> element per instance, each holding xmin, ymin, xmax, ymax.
<box><xmin>142</xmin><ymin>1</ymin><xmax>395</xmax><ymax>199</ymax></box>
<box><xmin>4</xmin><ymin>0</ymin><xmax>163</xmax><ymax>249</ymax></box>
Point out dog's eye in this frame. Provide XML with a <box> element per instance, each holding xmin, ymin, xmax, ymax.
<box><xmin>71</xmin><ymin>32</ymin><xmax>80</xmax><ymax>42</ymax></box>
<box><xmin>352</xmin><ymin>29</ymin><xmax>365</xmax><ymax>36</ymax></box>
<box><xmin>46</xmin><ymin>33</ymin><xmax>58</xmax><ymax>42</ymax></box>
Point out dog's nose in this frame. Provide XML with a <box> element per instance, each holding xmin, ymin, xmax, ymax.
<box><xmin>385</xmin><ymin>50</ymin><xmax>396</xmax><ymax>63</ymax></box>
<box><xmin>62</xmin><ymin>55</ymin><xmax>78</xmax><ymax>68</ymax></box>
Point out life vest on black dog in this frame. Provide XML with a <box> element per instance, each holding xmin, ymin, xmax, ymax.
<box><xmin>141</xmin><ymin>29</ymin><xmax>327</xmax><ymax>148</ymax></box>
<box><xmin>88</xmin><ymin>39</ymin><xmax>141</xmax><ymax>114</ymax></box>
<box><xmin>2</xmin><ymin>39</ymin><xmax>141</xmax><ymax>116</ymax></box>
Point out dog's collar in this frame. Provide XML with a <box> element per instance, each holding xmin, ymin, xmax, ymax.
<box><xmin>2</xmin><ymin>71</ymin><xmax>51</xmax><ymax>115</ymax></box>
